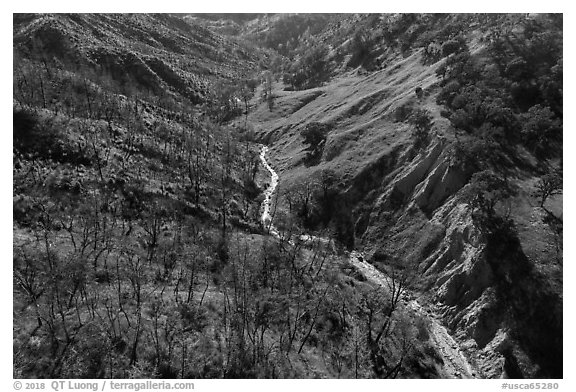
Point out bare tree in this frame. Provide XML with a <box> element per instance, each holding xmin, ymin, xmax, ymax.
<box><xmin>534</xmin><ymin>172</ymin><xmax>562</xmax><ymax>208</ymax></box>
<box><xmin>361</xmin><ymin>263</ymin><xmax>415</xmax><ymax>378</ymax></box>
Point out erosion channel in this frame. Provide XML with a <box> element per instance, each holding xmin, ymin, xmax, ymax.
<box><xmin>259</xmin><ymin>145</ymin><xmax>480</xmax><ymax>379</ymax></box>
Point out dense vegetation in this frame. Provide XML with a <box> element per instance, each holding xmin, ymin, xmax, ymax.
<box><xmin>435</xmin><ymin>15</ymin><xmax>562</xmax><ymax>159</ymax></box>
<box><xmin>13</xmin><ymin>12</ymin><xmax>562</xmax><ymax>379</ymax></box>
<box><xmin>13</xmin><ymin>13</ymin><xmax>444</xmax><ymax>379</ymax></box>
<box><xmin>240</xmin><ymin>13</ymin><xmax>563</xmax><ymax>378</ymax></box>
<box><xmin>282</xmin><ymin>13</ymin><xmax>562</xmax><ymax>239</ymax></box>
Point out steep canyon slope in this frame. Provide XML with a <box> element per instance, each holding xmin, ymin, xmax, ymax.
<box><xmin>245</xmin><ymin>15</ymin><xmax>562</xmax><ymax>378</ymax></box>
<box><xmin>13</xmin><ymin>13</ymin><xmax>562</xmax><ymax>379</ymax></box>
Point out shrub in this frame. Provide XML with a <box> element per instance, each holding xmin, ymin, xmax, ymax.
<box><xmin>414</xmin><ymin>87</ymin><xmax>423</xmax><ymax>99</ymax></box>
<box><xmin>300</xmin><ymin>122</ymin><xmax>332</xmax><ymax>163</ymax></box>
<box><xmin>519</xmin><ymin>104</ymin><xmax>562</xmax><ymax>156</ymax></box>
<box><xmin>436</xmin><ymin>80</ymin><xmax>461</xmax><ymax>106</ymax></box>
<box><xmin>462</xmin><ymin>170</ymin><xmax>514</xmax><ymax>232</ymax></box>
<box><xmin>348</xmin><ymin>31</ymin><xmax>373</xmax><ymax>68</ymax></box>
<box><xmin>393</xmin><ymin>103</ymin><xmax>413</xmax><ymax>122</ymax></box>
<box><xmin>534</xmin><ymin>171</ymin><xmax>562</xmax><ymax>208</ymax></box>
<box><xmin>441</xmin><ymin>37</ymin><xmax>466</xmax><ymax>57</ymax></box>
<box><xmin>407</xmin><ymin>108</ymin><xmax>433</xmax><ymax>151</ymax></box>
<box><xmin>284</xmin><ymin>44</ymin><xmax>330</xmax><ymax>90</ymax></box>
<box><xmin>13</xmin><ymin>109</ymin><xmax>92</xmax><ymax>165</ymax></box>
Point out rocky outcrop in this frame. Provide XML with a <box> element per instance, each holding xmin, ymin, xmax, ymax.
<box><xmin>413</xmin><ymin>162</ymin><xmax>467</xmax><ymax>215</ymax></box>
<box><xmin>391</xmin><ymin>139</ymin><xmax>445</xmax><ymax>201</ymax></box>
<box><xmin>367</xmin><ymin>137</ymin><xmax>467</xmax><ymax>219</ymax></box>
<box><xmin>422</xmin><ymin>201</ymin><xmax>507</xmax><ymax>378</ymax></box>
<box><xmin>358</xmin><ymin>137</ymin><xmax>541</xmax><ymax>378</ymax></box>
<box><xmin>356</xmin><ymin>132</ymin><xmax>562</xmax><ymax>378</ymax></box>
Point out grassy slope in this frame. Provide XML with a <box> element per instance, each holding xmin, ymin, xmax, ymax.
<box><xmin>13</xmin><ymin>13</ymin><xmax>562</xmax><ymax>379</ymax></box>
<box><xmin>248</xmin><ymin>49</ymin><xmax>445</xmax><ymax>186</ymax></box>
<box><xmin>245</xmin><ymin>38</ymin><xmax>562</xmax><ymax>378</ymax></box>
<box><xmin>14</xmin><ymin>14</ymin><xmax>443</xmax><ymax>379</ymax></box>
<box><xmin>13</xmin><ymin>13</ymin><xmax>258</xmax><ymax>104</ymax></box>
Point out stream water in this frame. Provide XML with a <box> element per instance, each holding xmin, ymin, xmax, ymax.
<box><xmin>259</xmin><ymin>146</ymin><xmax>279</xmax><ymax>237</ymax></box>
<box><xmin>258</xmin><ymin>145</ymin><xmax>478</xmax><ymax>379</ymax></box>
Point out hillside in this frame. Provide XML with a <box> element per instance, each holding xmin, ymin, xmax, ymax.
<box><xmin>13</xmin><ymin>13</ymin><xmax>562</xmax><ymax>379</ymax></box>
<box><xmin>240</xmin><ymin>13</ymin><xmax>562</xmax><ymax>378</ymax></box>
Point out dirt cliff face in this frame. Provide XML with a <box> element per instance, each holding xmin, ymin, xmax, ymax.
<box><xmin>351</xmin><ymin>136</ymin><xmax>561</xmax><ymax>378</ymax></box>
<box><xmin>250</xmin><ymin>39</ymin><xmax>561</xmax><ymax>377</ymax></box>
<box><xmin>347</xmin><ymin>132</ymin><xmax>560</xmax><ymax>378</ymax></box>
<box><xmin>13</xmin><ymin>13</ymin><xmax>561</xmax><ymax>379</ymax></box>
